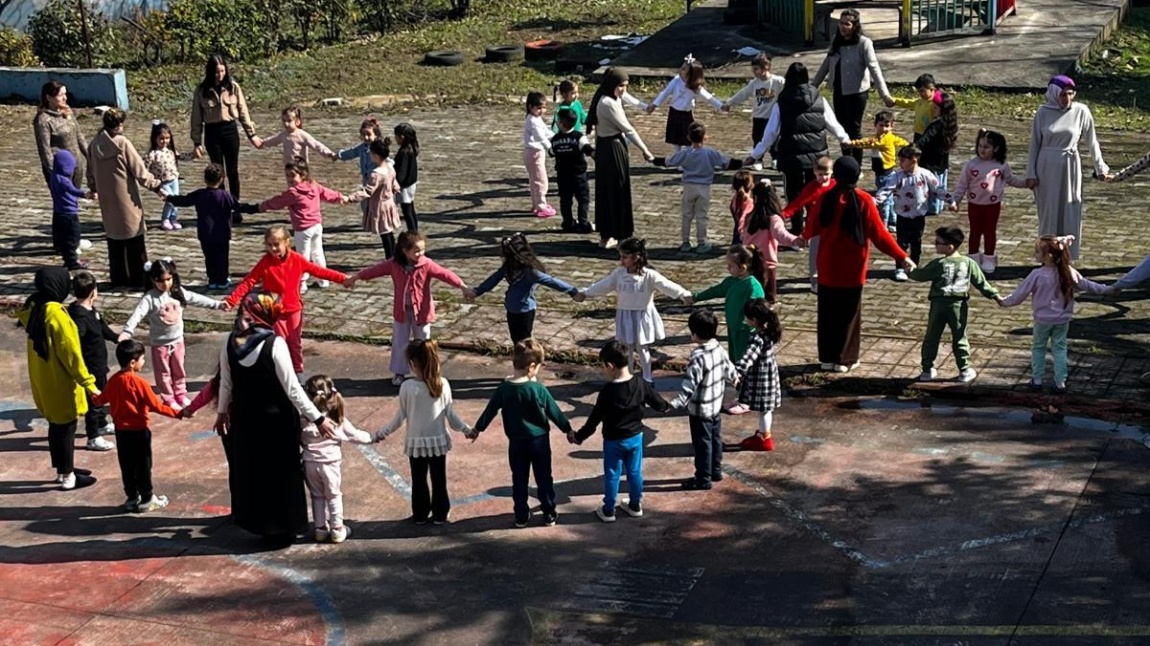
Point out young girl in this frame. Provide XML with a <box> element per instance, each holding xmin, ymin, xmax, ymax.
<box><xmin>999</xmin><ymin>235</ymin><xmax>1108</xmax><ymax>394</ymax></box>
<box><xmin>302</xmin><ymin>375</ymin><xmax>373</xmax><ymax>543</ymax></box>
<box><xmin>144</xmin><ymin>122</ymin><xmax>193</xmax><ymax>230</ymax></box>
<box><xmin>258</xmin><ymin>106</ymin><xmax>337</xmax><ymax>165</ymax></box>
<box><xmin>729</xmin><ymin>169</ymin><xmax>754</xmax><ymax>245</ymax></box>
<box><xmin>393</xmin><ymin>123</ymin><xmax>420</xmax><ymax>232</ymax></box>
<box><xmin>740</xmin><ymin>179</ymin><xmax>805</xmax><ymax>303</ymax></box>
<box><xmin>551</xmin><ymin>80</ymin><xmax>586</xmax><ymax>133</ymax></box>
<box><xmin>337</xmin><ymin>117</ymin><xmax>385</xmax><ymax>185</ymax></box>
<box><xmin>577</xmin><ymin>237</ymin><xmax>692</xmax><ymax>383</ymax></box>
<box><xmin>949</xmin><ymin>129</ymin><xmax>1028</xmax><ymax>274</ymax></box>
<box><xmin>646</xmin><ymin>54</ymin><xmax>724</xmax><ymax>152</ymax></box>
<box><xmin>691</xmin><ymin>245</ymin><xmax>766</xmax><ymax>361</ymax></box>
<box><xmin>244</xmin><ymin>160</ymin><xmax>347</xmax><ymax>293</ymax></box>
<box><xmin>345</xmin><ymin>230</ymin><xmax>469</xmax><ymax>386</ymax></box>
<box><xmin>524</xmin><ymin>92</ymin><xmax>556</xmax><ymax>218</ymax></box>
<box><xmin>913</xmin><ymin>91</ymin><xmax>959</xmax><ymax>216</ymax></box>
<box><xmin>347</xmin><ymin>139</ymin><xmax>402</xmax><ymax>258</ymax></box>
<box><xmin>226</xmin><ymin>225</ymin><xmax>348</xmax><ymax>375</ymax></box>
<box><xmin>119</xmin><ymin>259</ymin><xmax>225</xmax><ymax>408</ymax></box>
<box><xmin>730</xmin><ymin>299</ymin><xmax>783</xmax><ymax>451</ymax></box>
<box><xmin>467</xmin><ymin>233</ymin><xmax>579</xmax><ymax>343</ymax></box>
<box><xmin>375</xmin><ymin>339</ymin><xmax>472</xmax><ymax>525</ymax></box>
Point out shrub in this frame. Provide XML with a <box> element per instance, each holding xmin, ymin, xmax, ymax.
<box><xmin>0</xmin><ymin>26</ymin><xmax>40</xmax><ymax>67</ymax></box>
<box><xmin>26</xmin><ymin>0</ymin><xmax>116</xmax><ymax>67</ymax></box>
<box><xmin>165</xmin><ymin>0</ymin><xmax>274</xmax><ymax>62</ymax></box>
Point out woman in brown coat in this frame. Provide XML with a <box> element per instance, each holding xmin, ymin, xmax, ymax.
<box><xmin>85</xmin><ymin>108</ymin><xmax>165</xmax><ymax>289</ymax></box>
<box><xmin>191</xmin><ymin>53</ymin><xmax>260</xmax><ymax>209</ymax></box>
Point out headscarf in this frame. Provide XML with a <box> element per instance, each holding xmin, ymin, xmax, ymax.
<box><xmin>1042</xmin><ymin>75</ymin><xmax>1075</xmax><ymax>111</ymax></box>
<box><xmin>24</xmin><ymin>267</ymin><xmax>72</xmax><ymax>361</ymax></box>
<box><xmin>818</xmin><ymin>156</ymin><xmax>866</xmax><ymax>246</ymax></box>
<box><xmin>586</xmin><ymin>68</ymin><xmax>629</xmax><ymax>132</ymax></box>
<box><xmin>230</xmin><ymin>292</ymin><xmax>283</xmax><ymax>360</ymax></box>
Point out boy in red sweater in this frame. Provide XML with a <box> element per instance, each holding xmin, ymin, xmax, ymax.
<box><xmin>93</xmin><ymin>340</ymin><xmax>180</xmax><ymax>512</ymax></box>
<box><xmin>782</xmin><ymin>156</ymin><xmax>834</xmax><ymax>294</ymax></box>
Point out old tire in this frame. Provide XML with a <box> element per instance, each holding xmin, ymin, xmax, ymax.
<box><xmin>485</xmin><ymin>44</ymin><xmax>525</xmax><ymax>63</ymax></box>
<box><xmin>525</xmin><ymin>39</ymin><xmax>565</xmax><ymax>61</ymax></box>
<box><xmin>423</xmin><ymin>50</ymin><xmax>464</xmax><ymax>66</ymax></box>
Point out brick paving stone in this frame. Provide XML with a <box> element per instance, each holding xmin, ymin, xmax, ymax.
<box><xmin>0</xmin><ymin>104</ymin><xmax>1147</xmax><ymax>404</ymax></box>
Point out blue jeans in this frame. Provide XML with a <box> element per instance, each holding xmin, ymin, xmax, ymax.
<box><xmin>874</xmin><ymin>169</ymin><xmax>895</xmax><ymax>226</ymax></box>
<box><xmin>688</xmin><ymin>415</ymin><xmax>722</xmax><ymax>484</ymax></box>
<box><xmin>161</xmin><ymin>179</ymin><xmax>180</xmax><ymax>221</ymax></box>
<box><xmin>508</xmin><ymin>434</ymin><xmax>555</xmax><ymax>521</ymax></box>
<box><xmin>603</xmin><ymin>433</ymin><xmax>644</xmax><ymax>512</ymax></box>
<box><xmin>1032</xmin><ymin>322</ymin><xmax>1069</xmax><ymax>384</ymax></box>
<box><xmin>927</xmin><ymin>168</ymin><xmax>947</xmax><ymax>216</ymax></box>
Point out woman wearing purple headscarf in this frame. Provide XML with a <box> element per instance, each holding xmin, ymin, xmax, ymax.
<box><xmin>1026</xmin><ymin>75</ymin><xmax>1111</xmax><ymax>260</ymax></box>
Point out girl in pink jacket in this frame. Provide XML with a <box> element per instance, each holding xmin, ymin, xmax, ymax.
<box><xmin>739</xmin><ymin>179</ymin><xmax>805</xmax><ymax>303</ymax></box>
<box><xmin>345</xmin><ymin>230</ymin><xmax>470</xmax><ymax>385</ymax></box>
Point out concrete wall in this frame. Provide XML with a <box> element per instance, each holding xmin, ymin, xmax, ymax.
<box><xmin>0</xmin><ymin>67</ymin><xmax>128</xmax><ymax>109</ymax></box>
<box><xmin>0</xmin><ymin>0</ymin><xmax>167</xmax><ymax>30</ymax></box>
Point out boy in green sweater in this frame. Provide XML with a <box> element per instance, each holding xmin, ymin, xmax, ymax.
<box><xmin>909</xmin><ymin>226</ymin><xmax>1003</xmax><ymax>383</ymax></box>
<box><xmin>468</xmin><ymin>339</ymin><xmax>573</xmax><ymax>528</ymax></box>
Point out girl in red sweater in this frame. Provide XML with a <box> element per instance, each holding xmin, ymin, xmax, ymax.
<box><xmin>226</xmin><ymin>225</ymin><xmax>347</xmax><ymax>374</ymax></box>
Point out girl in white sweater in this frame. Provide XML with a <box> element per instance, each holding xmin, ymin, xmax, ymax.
<box><xmin>523</xmin><ymin>91</ymin><xmax>555</xmax><ymax>218</ymax></box>
<box><xmin>375</xmin><ymin>339</ymin><xmax>472</xmax><ymax>525</ymax></box>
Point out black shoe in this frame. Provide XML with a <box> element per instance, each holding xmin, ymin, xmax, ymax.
<box><xmin>682</xmin><ymin>478</ymin><xmax>713</xmax><ymax>491</ymax></box>
<box><xmin>542</xmin><ymin>511</ymin><xmax>559</xmax><ymax>526</ymax></box>
<box><xmin>560</xmin><ymin>222</ymin><xmax>576</xmax><ymax>233</ymax></box>
<box><xmin>232</xmin><ymin>213</ymin><xmax>244</xmax><ymax>225</ymax></box>
<box><xmin>712</xmin><ymin>473</ymin><xmax>724</xmax><ymax>483</ymax></box>
<box><xmin>514</xmin><ymin>515</ymin><xmax>529</xmax><ymax>528</ymax></box>
<box><xmin>576</xmin><ymin>222</ymin><xmax>593</xmax><ymax>234</ymax></box>
<box><xmin>410</xmin><ymin>515</ymin><xmax>430</xmax><ymax>525</ymax></box>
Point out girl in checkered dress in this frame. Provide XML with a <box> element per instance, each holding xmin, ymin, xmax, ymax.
<box><xmin>733</xmin><ymin>299</ymin><xmax>782</xmax><ymax>452</ymax></box>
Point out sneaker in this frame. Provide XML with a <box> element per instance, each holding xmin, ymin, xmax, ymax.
<box><xmin>123</xmin><ymin>496</ymin><xmax>140</xmax><ymax>512</ymax></box>
<box><xmin>694</xmin><ymin>243</ymin><xmax>714</xmax><ymax>254</ymax></box>
<box><xmin>958</xmin><ymin>368</ymin><xmax>977</xmax><ymax>383</ymax></box>
<box><xmin>542</xmin><ymin>511</ymin><xmax>558</xmax><ymax>526</ymax></box>
<box><xmin>893</xmin><ymin>268</ymin><xmax>908</xmax><ymax>282</ymax></box>
<box><xmin>315</xmin><ymin>280</ymin><xmax>330</xmax><ymax>289</ymax></box>
<box><xmin>514</xmin><ymin>515</ymin><xmax>529</xmax><ymax>528</ymax></box>
<box><xmin>100</xmin><ymin>421</ymin><xmax>115</xmax><ymax>436</ymax></box>
<box><xmin>137</xmin><ymin>495</ymin><xmax>169</xmax><ymax>512</ymax></box>
<box><xmin>681</xmin><ymin>478</ymin><xmax>713</xmax><ymax>491</ymax></box>
<box><xmin>314</xmin><ymin>527</ymin><xmax>330</xmax><ymax>542</ymax></box>
<box><xmin>392</xmin><ymin>375</ymin><xmax>406</xmax><ymax>386</ymax></box>
<box><xmin>820</xmin><ymin>363</ymin><xmax>836</xmax><ymax>371</ymax></box>
<box><xmin>534</xmin><ymin>206</ymin><xmax>553</xmax><ymax>218</ymax></box>
<box><xmin>411</xmin><ymin>516</ymin><xmax>430</xmax><ymax>525</ymax></box>
<box><xmin>577</xmin><ymin>222</ymin><xmax>594</xmax><ymax>234</ymax></box>
<box><xmin>725</xmin><ymin>403</ymin><xmax>751</xmax><ymax>415</ymax></box>
<box><xmin>678</xmin><ymin>242</ymin><xmax>693</xmax><ymax>252</ymax></box>
<box><xmin>1028</xmin><ymin>380</ymin><xmax>1044</xmax><ymax>392</ymax></box>
<box><xmin>329</xmin><ymin>526</ymin><xmax>350</xmax><ymax>543</ymax></box>
<box><xmin>61</xmin><ymin>473</ymin><xmax>94</xmax><ymax>490</ymax></box>
<box><xmin>66</xmin><ymin>261</ymin><xmax>90</xmax><ymax>271</ymax></box>
<box><xmin>832</xmin><ymin>364</ymin><xmax>850</xmax><ymax>373</ymax></box>
<box><xmin>968</xmin><ymin>252</ymin><xmax>983</xmax><ymax>265</ymax></box>
<box><xmin>621</xmin><ymin>502</ymin><xmax>643</xmax><ymax>517</ymax></box>
<box><xmin>299</xmin><ymin>282</ymin><xmax>308</xmax><ymax>295</ymax></box>
<box><xmin>78</xmin><ymin>239</ymin><xmax>93</xmax><ymax>250</ymax></box>
<box><xmin>87</xmin><ymin>436</ymin><xmax>115</xmax><ymax>451</ymax></box>
<box><xmin>178</xmin><ymin>395</ymin><xmax>193</xmax><ymax>409</ymax></box>
<box><xmin>161</xmin><ymin>219</ymin><xmax>174</xmax><ymax>231</ymax></box>
<box><xmin>55</xmin><ymin>474</ymin><xmax>63</xmax><ymax>484</ymax></box>
<box><xmin>980</xmin><ymin>254</ymin><xmax>997</xmax><ymax>274</ymax></box>
<box><xmin>171</xmin><ymin>221</ymin><xmax>183</xmax><ymax>230</ymax></box>
<box><xmin>918</xmin><ymin>368</ymin><xmax>938</xmax><ymax>382</ymax></box>
<box><xmin>208</xmin><ymin>283</ymin><xmax>220</xmax><ymax>290</ymax></box>
<box><xmin>1053</xmin><ymin>382</ymin><xmax>1067</xmax><ymax>395</ymax></box>
<box><xmin>432</xmin><ymin>517</ymin><xmax>449</xmax><ymax>525</ymax></box>
<box><xmin>887</xmin><ymin>224</ymin><xmax>897</xmax><ymax>233</ymax></box>
<box><xmin>595</xmin><ymin>506</ymin><xmax>617</xmax><ymax>523</ymax></box>
<box><xmin>752</xmin><ymin>162</ymin><xmax>764</xmax><ymax>171</ymax></box>
<box><xmin>739</xmin><ymin>434</ymin><xmax>769</xmax><ymax>451</ymax></box>
<box><xmin>603</xmin><ymin>238</ymin><xmax>618</xmax><ymax>250</ymax></box>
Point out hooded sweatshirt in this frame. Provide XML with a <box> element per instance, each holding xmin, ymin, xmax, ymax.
<box><xmin>260</xmin><ymin>181</ymin><xmax>344</xmax><ymax>231</ymax></box>
<box><xmin>49</xmin><ymin>150</ymin><xmax>87</xmax><ymax>215</ymax></box>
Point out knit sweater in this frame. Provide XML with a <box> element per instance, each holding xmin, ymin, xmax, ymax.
<box><xmin>227</xmin><ymin>251</ymin><xmax>348</xmax><ymax>314</ymax></box>
<box><xmin>355</xmin><ymin>256</ymin><xmax>465</xmax><ymax>325</ymax></box>
<box><xmin>802</xmin><ymin>189</ymin><xmax>908</xmax><ymax>288</ymax></box>
<box><xmin>473</xmin><ymin>379</ymin><xmax>573</xmax><ymax>440</ymax></box>
<box><xmin>301</xmin><ymin>418</ymin><xmax>373</xmax><ymax>464</ymax></box>
<box><xmin>575</xmin><ymin>376</ymin><xmax>671</xmax><ymax>443</ymax></box>
<box><xmin>123</xmin><ymin>288</ymin><xmax>224</xmax><ymax>346</ymax></box>
<box><xmin>909</xmin><ymin>255</ymin><xmax>1000</xmax><ymax>301</ymax></box>
<box><xmin>875</xmin><ymin>167</ymin><xmax>952</xmax><ymax>219</ymax></box>
<box><xmin>583</xmin><ymin>267</ymin><xmax>690</xmax><ymax>311</ymax></box>
<box><xmin>1000</xmin><ymin>265</ymin><xmax>1108</xmax><ymax>325</ymax></box>
<box><xmin>259</xmin><ymin>181</ymin><xmax>344</xmax><ymax>232</ymax></box>
<box><xmin>740</xmin><ymin>214</ymin><xmax>803</xmax><ymax>268</ymax></box>
<box><xmin>262</xmin><ymin>128</ymin><xmax>335</xmax><ymax>165</ymax></box>
<box><xmin>953</xmin><ymin>158</ymin><xmax>1028</xmax><ymax>206</ymax></box>
<box><xmin>92</xmin><ymin>369</ymin><xmax>179</xmax><ymax>430</ymax></box>
<box><xmin>376</xmin><ymin>378</ymin><xmax>471</xmax><ymax>457</ymax></box>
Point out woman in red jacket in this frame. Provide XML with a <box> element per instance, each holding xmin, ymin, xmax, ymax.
<box><xmin>802</xmin><ymin>156</ymin><xmax>910</xmax><ymax>372</ymax></box>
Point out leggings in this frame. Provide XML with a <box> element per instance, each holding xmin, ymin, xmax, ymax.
<box><xmin>833</xmin><ymin>91</ymin><xmax>868</xmax><ymax>164</ymax></box>
<box><xmin>632</xmin><ymin>344</ymin><xmax>653</xmax><ymax>382</ymax></box>
<box><xmin>967</xmin><ymin>202</ymin><xmax>1001</xmax><ymax>255</ymax></box>
<box><xmin>758</xmin><ymin>410</ymin><xmax>773</xmax><ymax>435</ymax></box>
<box><xmin>204</xmin><ymin>122</ymin><xmax>242</xmax><ymax>199</ymax></box>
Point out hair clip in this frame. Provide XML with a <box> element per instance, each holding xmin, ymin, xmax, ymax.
<box><xmin>151</xmin><ymin>119</ymin><xmax>162</xmax><ymax>126</ymax></box>
<box><xmin>932</xmin><ymin>90</ymin><xmax>944</xmax><ymax>105</ymax></box>
<box><xmin>683</xmin><ymin>53</ymin><xmax>696</xmax><ymax>65</ymax></box>
<box><xmin>759</xmin><ymin>178</ymin><xmax>772</xmax><ymax>187</ymax></box>
<box><xmin>143</xmin><ymin>260</ymin><xmax>152</xmax><ymax>271</ymax></box>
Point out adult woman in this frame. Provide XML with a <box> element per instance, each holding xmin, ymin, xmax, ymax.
<box><xmin>812</xmin><ymin>9</ymin><xmax>895</xmax><ymax>164</ymax></box>
<box><xmin>34</xmin><ymin>81</ymin><xmax>93</xmax><ymax>252</ymax></box>
<box><xmin>802</xmin><ymin>157</ymin><xmax>909</xmax><ymax>372</ymax></box>
<box><xmin>1026</xmin><ymin>75</ymin><xmax>1110</xmax><ymax>260</ymax></box>
<box><xmin>86</xmin><ymin>108</ymin><xmax>165</xmax><ymax>289</ymax></box>
<box><xmin>214</xmin><ymin>293</ymin><xmax>334</xmax><ymax>545</ymax></box>
<box><xmin>16</xmin><ymin>267</ymin><xmax>101</xmax><ymax>490</ymax></box>
<box><xmin>587</xmin><ymin>68</ymin><xmax>655</xmax><ymax>250</ymax></box>
<box><xmin>191</xmin><ymin>53</ymin><xmax>260</xmax><ymax>204</ymax></box>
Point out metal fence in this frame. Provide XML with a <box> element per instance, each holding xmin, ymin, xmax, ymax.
<box><xmin>904</xmin><ymin>0</ymin><xmax>997</xmax><ymax>37</ymax></box>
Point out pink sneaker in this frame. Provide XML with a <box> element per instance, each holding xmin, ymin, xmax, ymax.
<box><xmin>536</xmin><ymin>205</ymin><xmax>556</xmax><ymax>218</ymax></box>
<box><xmin>725</xmin><ymin>403</ymin><xmax>751</xmax><ymax>415</ymax></box>
<box><xmin>161</xmin><ymin>220</ymin><xmax>174</xmax><ymax>231</ymax></box>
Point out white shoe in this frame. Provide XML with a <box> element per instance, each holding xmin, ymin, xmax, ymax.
<box><xmin>968</xmin><ymin>252</ymin><xmax>982</xmax><ymax>265</ymax></box>
<box><xmin>392</xmin><ymin>375</ymin><xmax>406</xmax><ymax>386</ymax></box>
<box><xmin>78</xmin><ymin>239</ymin><xmax>93</xmax><ymax>250</ymax></box>
<box><xmin>299</xmin><ymin>282</ymin><xmax>308</xmax><ymax>295</ymax></box>
<box><xmin>87</xmin><ymin>436</ymin><xmax>115</xmax><ymax>451</ymax></box>
<box><xmin>819</xmin><ymin>362</ymin><xmax>835</xmax><ymax>371</ymax></box>
<box><xmin>60</xmin><ymin>472</ymin><xmax>76</xmax><ymax>490</ymax></box>
<box><xmin>100</xmin><ymin>421</ymin><xmax>115</xmax><ymax>436</ymax></box>
<box><xmin>832</xmin><ymin>364</ymin><xmax>850</xmax><ymax>373</ymax></box>
<box><xmin>893</xmin><ymin>268</ymin><xmax>908</xmax><ymax>282</ymax></box>
<box><xmin>314</xmin><ymin>527</ymin><xmax>331</xmax><ymax>543</ymax></box>
<box><xmin>603</xmin><ymin>238</ymin><xmax>618</xmax><ymax>250</ymax></box>
<box><xmin>980</xmin><ymin>254</ymin><xmax>997</xmax><ymax>274</ymax></box>
<box><xmin>138</xmin><ymin>495</ymin><xmax>169</xmax><ymax>512</ymax></box>
<box><xmin>329</xmin><ymin>525</ymin><xmax>350</xmax><ymax>543</ymax></box>
<box><xmin>959</xmin><ymin>368</ymin><xmax>977</xmax><ymax>383</ymax></box>
<box><xmin>918</xmin><ymin>368</ymin><xmax>937</xmax><ymax>382</ymax></box>
<box><xmin>752</xmin><ymin>162</ymin><xmax>764</xmax><ymax>171</ymax></box>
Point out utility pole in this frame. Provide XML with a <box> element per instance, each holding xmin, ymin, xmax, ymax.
<box><xmin>77</xmin><ymin>0</ymin><xmax>93</xmax><ymax>67</ymax></box>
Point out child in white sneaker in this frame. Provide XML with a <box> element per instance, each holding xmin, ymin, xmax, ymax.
<box><xmin>301</xmin><ymin>375</ymin><xmax>373</xmax><ymax>543</ymax></box>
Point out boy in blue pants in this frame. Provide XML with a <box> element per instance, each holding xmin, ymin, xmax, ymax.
<box><xmin>671</xmin><ymin>310</ymin><xmax>738</xmax><ymax>490</ymax></box>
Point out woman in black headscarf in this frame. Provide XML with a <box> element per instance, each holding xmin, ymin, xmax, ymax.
<box><xmin>16</xmin><ymin>267</ymin><xmax>100</xmax><ymax>489</ymax></box>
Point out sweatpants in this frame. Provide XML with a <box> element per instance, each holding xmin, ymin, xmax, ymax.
<box><xmin>524</xmin><ymin>148</ymin><xmax>550</xmax><ymax>210</ymax></box>
<box><xmin>921</xmin><ymin>298</ymin><xmax>972</xmax><ymax>372</ymax></box>
<box><xmin>896</xmin><ymin>215</ymin><xmax>927</xmax><ymax>265</ymax></box>
<box><xmin>115</xmin><ymin>428</ymin><xmax>154</xmax><ymax>500</ymax></box>
<box><xmin>304</xmin><ymin>459</ymin><xmax>345</xmax><ymax>529</ymax></box>
<box><xmin>52</xmin><ymin>212</ymin><xmax>81</xmax><ymax>268</ymax></box>
<box><xmin>681</xmin><ymin>183</ymin><xmax>711</xmax><ymax>245</ymax></box>
<box><xmin>294</xmin><ymin>223</ymin><xmax>327</xmax><ymax>288</ymax></box>
<box><xmin>150</xmin><ymin>339</ymin><xmax>187</xmax><ymax>405</ymax></box>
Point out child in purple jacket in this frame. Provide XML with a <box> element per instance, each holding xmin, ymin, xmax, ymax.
<box><xmin>48</xmin><ymin>150</ymin><xmax>92</xmax><ymax>270</ymax></box>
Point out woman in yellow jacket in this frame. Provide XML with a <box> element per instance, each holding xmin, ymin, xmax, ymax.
<box><xmin>17</xmin><ymin>267</ymin><xmax>101</xmax><ymax>490</ymax></box>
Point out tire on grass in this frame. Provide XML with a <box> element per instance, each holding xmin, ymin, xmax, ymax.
<box><xmin>524</xmin><ymin>40</ymin><xmax>565</xmax><ymax>61</ymax></box>
<box><xmin>423</xmin><ymin>50</ymin><xmax>464</xmax><ymax>66</ymax></box>
<box><xmin>485</xmin><ymin>44</ymin><xmax>525</xmax><ymax>63</ymax></box>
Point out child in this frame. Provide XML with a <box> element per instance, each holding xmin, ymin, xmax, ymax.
<box><xmin>571</xmin><ymin>339</ymin><xmax>672</xmax><ymax>522</ymax></box>
<box><xmin>949</xmin><ymin>129</ymin><xmax>1028</xmax><ymax>274</ymax></box>
<box><xmin>242</xmin><ymin>160</ymin><xmax>347</xmax><ymax>293</ymax></box>
<box><xmin>691</xmin><ymin>245</ymin><xmax>766</xmax><ymax>361</ymax></box>
<box><xmin>848</xmin><ymin>110</ymin><xmax>909</xmax><ymax>230</ymax></box>
<box><xmin>466</xmin><ymin>233</ymin><xmax>580</xmax><ymax>343</ymax></box>
<box><xmin>164</xmin><ymin>164</ymin><xmax>239</xmax><ymax>288</ymax></box>
<box><xmin>782</xmin><ymin>155</ymin><xmax>835</xmax><ymax>293</ymax></box>
<box><xmin>346</xmin><ymin>139</ymin><xmax>402</xmax><ymax>258</ymax></box>
<box><xmin>669</xmin><ymin>310</ymin><xmax>737</xmax><ymax>490</ymax></box>
<box><xmin>577</xmin><ymin>237</ymin><xmax>692</xmax><ymax>383</ymax></box>
<box><xmin>740</xmin><ymin>179</ymin><xmax>805</xmax><ymax>303</ymax></box>
<box><xmin>467</xmin><ymin>339</ymin><xmax>573</xmax><ymax>528</ymax></box>
<box><xmin>891</xmin><ymin>73</ymin><xmax>939</xmax><ymax>138</ymax></box>
<box><xmin>144</xmin><ymin>121</ymin><xmax>194</xmax><ymax>230</ymax></box>
<box><xmin>551</xmin><ymin>79</ymin><xmax>586</xmax><ymax>134</ymax></box>
<box><xmin>654</xmin><ymin>121</ymin><xmax>742</xmax><ymax>253</ymax></box>
<box><xmin>913</xmin><ymin>91</ymin><xmax>958</xmax><ymax>215</ymax></box>
<box><xmin>92</xmin><ymin>340</ymin><xmax>181</xmax><ymax>512</ymax></box>
<box><xmin>119</xmin><ymin>259</ymin><xmax>224</xmax><ymax>408</ymax></box>
<box><xmin>258</xmin><ymin>106</ymin><xmax>337</xmax><ymax>165</ymax></box>
<box><xmin>909</xmin><ymin>226</ymin><xmax>1001</xmax><ymax>383</ymax></box>
<box><xmin>337</xmin><ymin>117</ymin><xmax>385</xmax><ymax>185</ymax></box>
<box><xmin>47</xmin><ymin>150</ymin><xmax>91</xmax><ymax>270</ymax></box>
<box><xmin>375</xmin><ymin>340</ymin><xmax>472</xmax><ymax>525</ymax></box>
<box><xmin>344</xmin><ymin>230</ymin><xmax>469</xmax><ymax>386</ymax></box>
<box><xmin>550</xmin><ymin>107</ymin><xmax>595</xmax><ymax>233</ymax></box>
<box><xmin>67</xmin><ymin>271</ymin><xmax>117</xmax><ymax>450</ymax></box>
<box><xmin>524</xmin><ymin>92</ymin><xmax>556</xmax><ymax>218</ymax></box>
<box><xmin>646</xmin><ymin>54</ymin><xmax>724</xmax><ymax>152</ymax></box>
<box><xmin>226</xmin><ymin>225</ymin><xmax>349</xmax><ymax>375</ymax></box>
<box><xmin>301</xmin><ymin>375</ymin><xmax>373</xmax><ymax>543</ymax></box>
<box><xmin>730</xmin><ymin>299</ymin><xmax>783</xmax><ymax>451</ymax></box>
<box><xmin>729</xmin><ymin>169</ymin><xmax>754</xmax><ymax>245</ymax></box>
<box><xmin>393</xmin><ymin>123</ymin><xmax>420</xmax><ymax>231</ymax></box>
<box><xmin>875</xmin><ymin>145</ymin><xmax>952</xmax><ymax>281</ymax></box>
<box><xmin>721</xmin><ymin>53</ymin><xmax>785</xmax><ymax>170</ymax></box>
<box><xmin>999</xmin><ymin>235</ymin><xmax>1108</xmax><ymax>394</ymax></box>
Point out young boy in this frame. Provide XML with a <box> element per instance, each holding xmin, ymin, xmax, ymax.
<box><xmin>722</xmin><ymin>53</ymin><xmax>785</xmax><ymax>170</ymax></box>
<box><xmin>92</xmin><ymin>340</ymin><xmax>181</xmax><ymax>512</ymax></box>
<box><xmin>891</xmin><ymin>73</ymin><xmax>939</xmax><ymax>138</ymax></box>
<box><xmin>783</xmin><ymin>156</ymin><xmax>835</xmax><ymax>294</ymax></box>
<box><xmin>468</xmin><ymin>339</ymin><xmax>573</xmax><ymax>527</ymax></box>
<box><xmin>670</xmin><ymin>310</ymin><xmax>738</xmax><ymax>491</ymax></box>
<box><xmin>164</xmin><ymin>164</ymin><xmax>239</xmax><ymax>289</ymax></box>
<box><xmin>570</xmin><ymin>340</ymin><xmax>671</xmax><ymax>522</ymax></box>
<box><xmin>654</xmin><ymin>121</ymin><xmax>743</xmax><ymax>254</ymax></box>
<box><xmin>48</xmin><ymin>149</ymin><xmax>92</xmax><ymax>271</ymax></box>
<box><xmin>550</xmin><ymin>108</ymin><xmax>595</xmax><ymax>234</ymax></box>
<box><xmin>848</xmin><ymin>110</ymin><xmax>909</xmax><ymax>231</ymax></box>
<box><xmin>67</xmin><ymin>271</ymin><xmax>118</xmax><ymax>451</ymax></box>
<box><xmin>876</xmin><ymin>146</ymin><xmax>952</xmax><ymax>282</ymax></box>
<box><xmin>909</xmin><ymin>226</ymin><xmax>1002</xmax><ymax>383</ymax></box>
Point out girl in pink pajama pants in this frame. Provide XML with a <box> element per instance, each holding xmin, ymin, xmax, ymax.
<box><xmin>301</xmin><ymin>375</ymin><xmax>373</xmax><ymax>543</ymax></box>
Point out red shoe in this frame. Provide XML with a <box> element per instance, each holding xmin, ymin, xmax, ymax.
<box><xmin>739</xmin><ymin>434</ymin><xmax>767</xmax><ymax>451</ymax></box>
<box><xmin>762</xmin><ymin>436</ymin><xmax>775</xmax><ymax>451</ymax></box>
